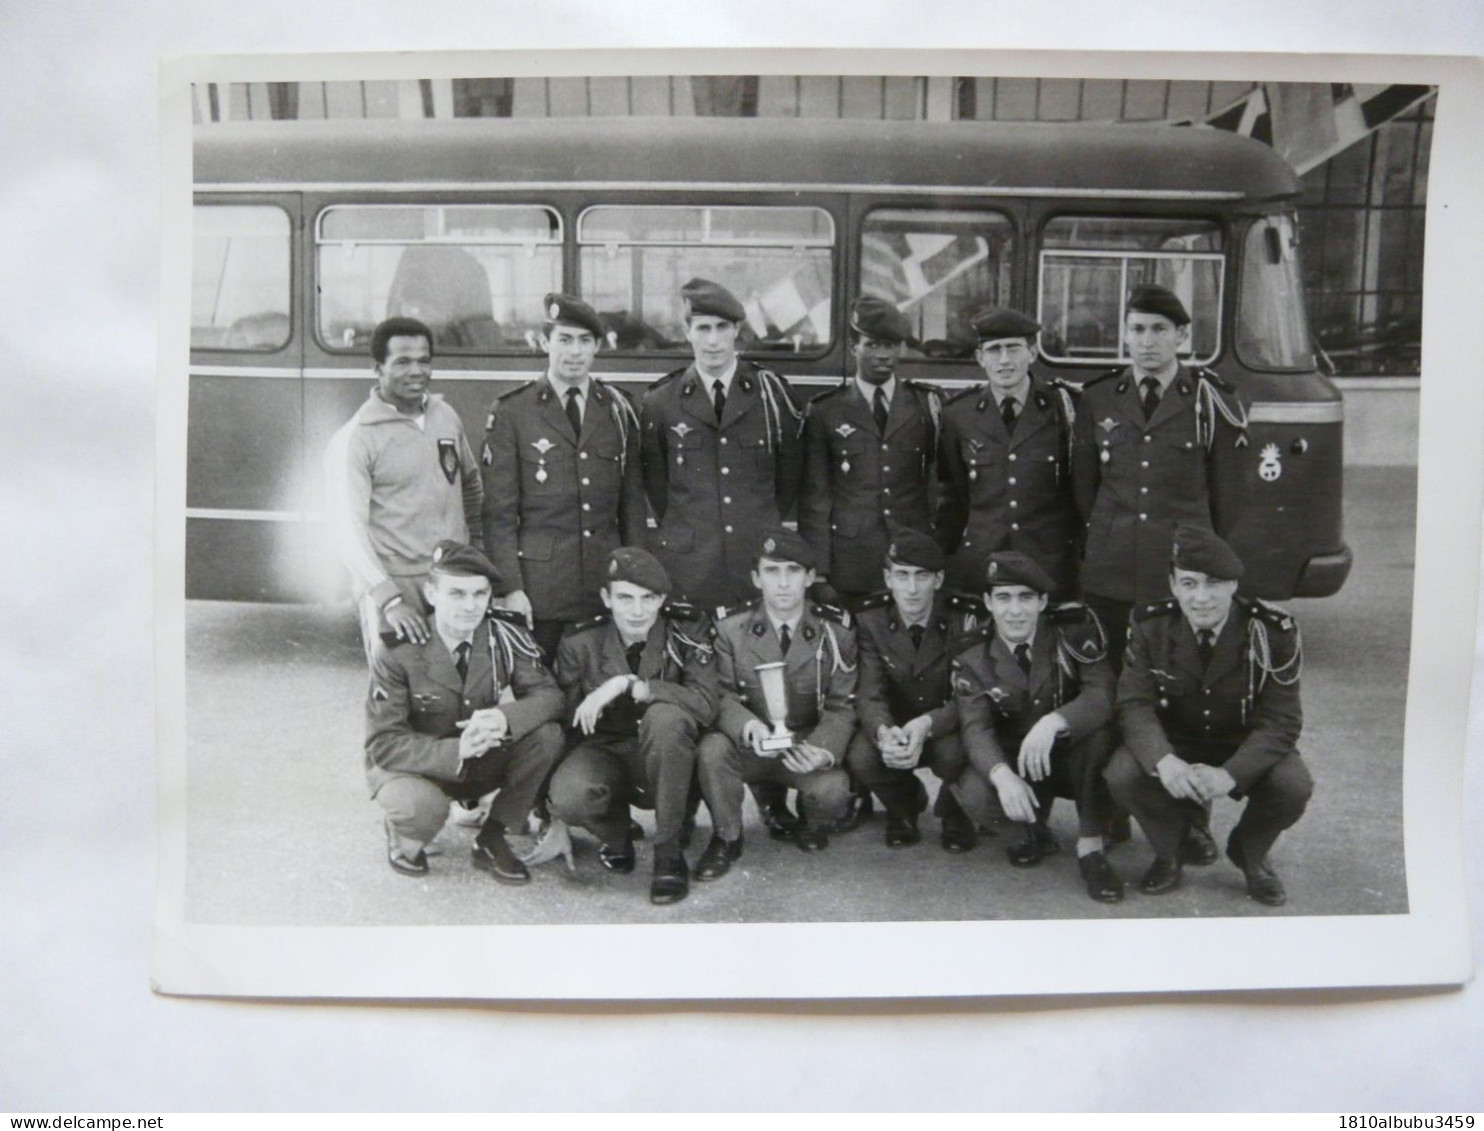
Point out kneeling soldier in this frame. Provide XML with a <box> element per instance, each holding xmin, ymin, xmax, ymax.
<box><xmin>366</xmin><ymin>541</ymin><xmax>565</xmax><ymax>883</ymax></box>
<box><xmin>847</xmin><ymin>529</ymin><xmax>983</xmax><ymax>851</ymax></box>
<box><xmin>695</xmin><ymin>529</ymin><xmax>858</xmax><ymax>877</ymax></box>
<box><xmin>951</xmin><ymin>551</ymin><xmax>1123</xmax><ymax>902</ymax></box>
<box><xmin>547</xmin><ymin>547</ymin><xmax>718</xmax><ymax>905</ymax></box>
<box><xmin>1105</xmin><ymin>525</ymin><xmax>1310</xmax><ymax>906</ymax></box>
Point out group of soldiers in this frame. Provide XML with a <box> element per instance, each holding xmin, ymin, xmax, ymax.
<box><xmin>326</xmin><ymin>277</ymin><xmax>1313</xmax><ymax>910</ymax></box>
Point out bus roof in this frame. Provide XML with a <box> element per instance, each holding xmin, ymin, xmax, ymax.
<box><xmin>194</xmin><ymin>116</ymin><xmax>1300</xmax><ymax>202</ymax></box>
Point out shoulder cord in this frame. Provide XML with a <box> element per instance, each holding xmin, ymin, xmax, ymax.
<box><xmin>666</xmin><ymin>624</ymin><xmax>714</xmax><ymax>671</ymax></box>
<box><xmin>488</xmin><ymin>619</ymin><xmax>545</xmax><ymax>699</ymax></box>
<box><xmin>603</xmin><ymin>382</ymin><xmax>641</xmax><ymax>474</ymax></box>
<box><xmin>1195</xmin><ymin>376</ymin><xmax>1250</xmax><ymax>451</ymax></box>
<box><xmin>813</xmin><ymin>622</ymin><xmax>856</xmax><ymax>712</ymax></box>
<box><xmin>1053</xmin><ymin>382</ymin><xmax>1078</xmax><ymax>465</ymax></box>
<box><xmin>757</xmin><ymin>370</ymin><xmax>801</xmax><ymax>455</ymax></box>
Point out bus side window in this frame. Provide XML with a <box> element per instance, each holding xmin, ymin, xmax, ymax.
<box><xmin>191</xmin><ymin>204</ymin><xmax>291</xmax><ymax>353</ymax></box>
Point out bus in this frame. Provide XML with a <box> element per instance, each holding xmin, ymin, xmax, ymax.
<box><xmin>188</xmin><ymin>115</ymin><xmax>1352</xmax><ymax>603</ymax></box>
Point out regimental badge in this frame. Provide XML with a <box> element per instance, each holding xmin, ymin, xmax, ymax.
<box><xmin>549</xmin><ymin>302</ymin><xmax>561</xmax><ymax>319</ymax></box>
<box><xmin>437</xmin><ymin>439</ymin><xmax>459</xmax><ymax>485</ymax></box>
<box><xmin>763</xmin><ymin>537</ymin><xmax>777</xmax><ymax>554</ymax></box>
<box><xmin>1099</xmin><ymin>417</ymin><xmax>1119</xmax><ymax>434</ymax></box>
<box><xmin>1258</xmin><ymin>442</ymin><xmax>1283</xmax><ymax>482</ymax></box>
<box><xmin>836</xmin><ymin>423</ymin><xmax>856</xmax><ymax>438</ymax></box>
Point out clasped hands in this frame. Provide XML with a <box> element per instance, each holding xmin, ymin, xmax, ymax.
<box><xmin>740</xmin><ymin>719</ymin><xmax>834</xmax><ymax>774</ymax></box>
<box><xmin>1155</xmin><ymin>754</ymin><xmax>1236</xmax><ymax>803</ymax></box>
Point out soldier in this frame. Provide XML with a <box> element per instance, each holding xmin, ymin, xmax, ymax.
<box><xmin>935</xmin><ymin>307</ymin><xmax>1081</xmax><ymax>604</ymax></box>
<box><xmin>951</xmin><ymin>552</ymin><xmax>1123</xmax><ymax>903</ymax></box>
<box><xmin>546</xmin><ymin>548</ymin><xmax>718</xmax><ymax>906</ymax></box>
<box><xmin>481</xmin><ymin>293</ymin><xmax>646</xmax><ymax>660</ymax></box>
<box><xmin>847</xmin><ymin>530</ymin><xmax>983</xmax><ymax>851</ymax></box>
<box><xmin>1104</xmin><ymin>526</ymin><xmax>1310</xmax><ymax>907</ymax></box>
<box><xmin>1070</xmin><ymin>284</ymin><xmax>1250</xmax><ymax>668</ymax></box>
<box><xmin>325</xmin><ymin>317</ymin><xmax>484</xmax><ymax>660</ymax></box>
<box><xmin>797</xmin><ymin>296</ymin><xmax>941</xmax><ymax>608</ymax></box>
<box><xmin>365</xmin><ymin>541</ymin><xmax>565</xmax><ymax>884</ymax></box>
<box><xmin>640</xmin><ymin>278</ymin><xmax>805</xmax><ymax>616</ymax></box>
<box><xmin>693</xmin><ymin>529</ymin><xmax>858</xmax><ymax>879</ymax></box>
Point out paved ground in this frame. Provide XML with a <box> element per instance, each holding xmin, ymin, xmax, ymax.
<box><xmin>183</xmin><ymin>466</ymin><xmax>1414</xmax><ymax>925</ymax></box>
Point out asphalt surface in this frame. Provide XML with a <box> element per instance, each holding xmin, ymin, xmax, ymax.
<box><xmin>183</xmin><ymin>466</ymin><xmax>1414</xmax><ymax>925</ymax></box>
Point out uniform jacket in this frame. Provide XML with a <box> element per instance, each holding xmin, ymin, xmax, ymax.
<box><xmin>324</xmin><ymin>389</ymin><xmax>483</xmax><ymax>606</ymax></box>
<box><xmin>481</xmin><ymin>378</ymin><xmax>646</xmax><ymax>622</ymax></box>
<box><xmin>854</xmin><ymin>591</ymin><xmax>984</xmax><ymax>740</ymax></box>
<box><xmin>952</xmin><ymin>604</ymin><xmax>1115</xmax><ymax>776</ymax></box>
<box><xmin>640</xmin><ymin>360</ymin><xmax>804</xmax><ymax>614</ymax></box>
<box><xmin>797</xmin><ymin>379</ymin><xmax>941</xmax><ymax>596</ymax></box>
<box><xmin>713</xmin><ymin>602</ymin><xmax>858</xmax><ymax>761</ymax></box>
<box><xmin>364</xmin><ymin>611</ymin><xmax>564</xmax><ymax>796</ymax></box>
<box><xmin>1117</xmin><ymin>597</ymin><xmax>1303</xmax><ymax>795</ymax></box>
<box><xmin>1071</xmin><ymin>365</ymin><xmax>1249</xmax><ymax>603</ymax></box>
<box><xmin>554</xmin><ymin>608</ymin><xmax>720</xmax><ymax>738</ymax></box>
<box><xmin>934</xmin><ymin>374</ymin><xmax>1080</xmax><ymax>599</ymax></box>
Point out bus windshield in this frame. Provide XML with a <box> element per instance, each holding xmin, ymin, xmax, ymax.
<box><xmin>1237</xmin><ymin>213</ymin><xmax>1315</xmax><ymax>371</ymax></box>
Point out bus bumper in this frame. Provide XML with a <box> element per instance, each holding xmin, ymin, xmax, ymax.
<box><xmin>1293</xmin><ymin>544</ymin><xmax>1354</xmax><ymax>598</ymax></box>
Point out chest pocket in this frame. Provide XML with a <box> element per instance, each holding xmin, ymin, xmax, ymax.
<box><xmin>672</xmin><ymin>428</ymin><xmax>707</xmax><ymax>469</ymax></box>
<box><xmin>578</xmin><ymin>436</ymin><xmax>624</xmax><ymax>491</ymax></box>
<box><xmin>410</xmin><ymin>688</ymin><xmax>449</xmax><ymax>721</ymax></box>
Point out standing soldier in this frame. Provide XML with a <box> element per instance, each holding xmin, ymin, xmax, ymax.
<box><xmin>481</xmin><ymin>293</ymin><xmax>646</xmax><ymax>660</ymax></box>
<box><xmin>640</xmin><ymin>278</ymin><xmax>804</xmax><ymax>617</ymax></box>
<box><xmin>950</xmin><ymin>552</ymin><xmax>1123</xmax><ymax>903</ymax></box>
<box><xmin>847</xmin><ymin>530</ymin><xmax>983</xmax><ymax>851</ymax></box>
<box><xmin>693</xmin><ymin>530</ymin><xmax>857</xmax><ymax>879</ymax></box>
<box><xmin>797</xmin><ymin>296</ymin><xmax>941</xmax><ymax>608</ymax></box>
<box><xmin>546</xmin><ymin>548</ymin><xmax>718</xmax><ymax>906</ymax></box>
<box><xmin>935</xmin><ymin>307</ymin><xmax>1081</xmax><ymax>602</ymax></box>
<box><xmin>1070</xmin><ymin>284</ymin><xmax>1249</xmax><ymax>668</ymax></box>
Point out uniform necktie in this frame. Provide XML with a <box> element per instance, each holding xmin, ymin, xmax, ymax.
<box><xmin>1014</xmin><ymin>643</ymin><xmax>1032</xmax><ymax>674</ymax></box>
<box><xmin>778</xmin><ymin>624</ymin><xmax>792</xmax><ymax>655</ymax></box>
<box><xmin>1140</xmin><ymin>377</ymin><xmax>1161</xmax><ymax>421</ymax></box>
<box><xmin>908</xmin><ymin>623</ymin><xmax>924</xmax><ymax>652</ymax></box>
<box><xmin>565</xmin><ymin>386</ymin><xmax>582</xmax><ymax>434</ymax></box>
<box><xmin>712</xmin><ymin>379</ymin><xmax>727</xmax><ymax>421</ymax></box>
<box><xmin>1000</xmin><ymin>395</ymin><xmax>1018</xmax><ymax>434</ymax></box>
<box><xmin>455</xmin><ymin>641</ymin><xmax>471</xmax><ymax>683</ymax></box>
<box><xmin>873</xmin><ymin>387</ymin><xmax>889</xmax><ymax>434</ymax></box>
<box><xmin>625</xmin><ymin>641</ymin><xmax>645</xmax><ymax>675</ymax></box>
<box><xmin>1197</xmin><ymin>629</ymin><xmax>1215</xmax><ymax>667</ymax></box>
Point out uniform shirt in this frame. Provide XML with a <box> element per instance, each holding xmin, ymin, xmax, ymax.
<box><xmin>854</xmin><ymin>592</ymin><xmax>984</xmax><ymax>740</ymax></box>
<box><xmin>364</xmin><ymin>612</ymin><xmax>563</xmax><ymax>796</ymax></box>
<box><xmin>324</xmin><ymin>389</ymin><xmax>483</xmax><ymax>607</ymax></box>
<box><xmin>1117</xmin><ymin>597</ymin><xmax>1302</xmax><ymax>794</ymax></box>
<box><xmin>481</xmin><ymin>377</ymin><xmax>645</xmax><ymax>622</ymax></box>
<box><xmin>640</xmin><ymin>360</ymin><xmax>804</xmax><ymax>613</ymax></box>
<box><xmin>1070</xmin><ymin>364</ymin><xmax>1249</xmax><ymax>604</ymax></box>
<box><xmin>935</xmin><ymin>374</ymin><xmax>1079</xmax><ymax>599</ymax></box>
<box><xmin>951</xmin><ymin>605</ymin><xmax>1114</xmax><ymax>776</ymax></box>
<box><xmin>797</xmin><ymin>378</ymin><xmax>940</xmax><ymax>596</ymax></box>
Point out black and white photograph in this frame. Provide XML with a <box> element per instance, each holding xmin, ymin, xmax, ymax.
<box><xmin>152</xmin><ymin>50</ymin><xmax>1478</xmax><ymax>1001</ymax></box>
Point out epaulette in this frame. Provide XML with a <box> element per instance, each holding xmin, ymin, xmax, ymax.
<box><xmin>665</xmin><ymin>600</ymin><xmax>709</xmax><ymax>625</ymax></box>
<box><xmin>949</xmin><ymin>625</ymin><xmax>989</xmax><ymax>656</ymax></box>
<box><xmin>488</xmin><ymin>607</ymin><xmax>532</xmax><ymax>628</ymax></box>
<box><xmin>854</xmin><ymin>591</ymin><xmax>893</xmax><ymax>613</ymax></box>
<box><xmin>1048</xmin><ymin>375</ymin><xmax>1082</xmax><ymax>399</ymax></box>
<box><xmin>1237</xmin><ymin>596</ymin><xmax>1297</xmax><ymax>634</ymax></box>
<box><xmin>811</xmin><ymin>601</ymin><xmax>852</xmax><ymax>627</ymax></box>
<box><xmin>559</xmin><ymin>613</ymin><xmax>610</xmax><ymax>637</ymax></box>
<box><xmin>1050</xmin><ymin>602</ymin><xmax>1108</xmax><ymax>662</ymax></box>
<box><xmin>1133</xmin><ymin>598</ymin><xmax>1181</xmax><ymax>622</ymax></box>
<box><xmin>904</xmin><ymin>378</ymin><xmax>943</xmax><ymax>398</ymax></box>
<box><xmin>649</xmin><ymin>365</ymin><xmax>690</xmax><ymax>390</ymax></box>
<box><xmin>496</xmin><ymin>379</ymin><xmax>539</xmax><ymax>402</ymax></box>
<box><xmin>945</xmin><ymin>592</ymin><xmax>984</xmax><ymax>618</ymax></box>
<box><xmin>1080</xmin><ymin>368</ymin><xmax>1124</xmax><ymax>390</ymax></box>
<box><xmin>1194</xmin><ymin>366</ymin><xmax>1237</xmax><ymax>395</ymax></box>
<box><xmin>1049</xmin><ymin>601</ymin><xmax>1093</xmax><ymax>625</ymax></box>
<box><xmin>714</xmin><ymin>599</ymin><xmax>761</xmax><ymax>623</ymax></box>
<box><xmin>943</xmin><ymin>384</ymin><xmax>980</xmax><ymax>405</ymax></box>
<box><xmin>808</xmin><ymin>381</ymin><xmax>851</xmax><ymax>406</ymax></box>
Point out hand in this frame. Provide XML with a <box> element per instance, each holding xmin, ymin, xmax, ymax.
<box><xmin>782</xmin><ymin>742</ymin><xmax>834</xmax><ymax>775</ymax></box>
<box><xmin>885</xmin><ymin>717</ymin><xmax>931</xmax><ymax>770</ymax></box>
<box><xmin>504</xmin><ymin>589</ymin><xmax>535</xmax><ymax>629</ymax></box>
<box><xmin>742</xmin><ymin>719</ymin><xmax>775</xmax><ymax>756</ymax></box>
<box><xmin>990</xmin><ymin>765</ymin><xmax>1040</xmax><ymax>824</ymax></box>
<box><xmin>456</xmin><ymin>708</ymin><xmax>509</xmax><ymax>760</ymax></box>
<box><xmin>572</xmin><ymin>676</ymin><xmax>629</xmax><ymax>735</ymax></box>
<box><xmin>1017</xmin><ymin>714</ymin><xmax>1067</xmax><ymax>782</ymax></box>
<box><xmin>1190</xmin><ymin>763</ymin><xmax>1237</xmax><ymax>802</ymax></box>
<box><xmin>384</xmin><ymin>600</ymin><xmax>429</xmax><ymax>645</ymax></box>
<box><xmin>1155</xmin><ymin>754</ymin><xmax>1206</xmax><ymax>803</ymax></box>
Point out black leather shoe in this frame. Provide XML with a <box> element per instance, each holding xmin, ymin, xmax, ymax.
<box><xmin>1226</xmin><ymin>836</ymin><xmax>1288</xmax><ymax>907</ymax></box>
<box><xmin>1139</xmin><ymin>855</ymin><xmax>1184</xmax><ymax>895</ymax></box>
<box><xmin>471</xmin><ymin>834</ymin><xmax>531</xmax><ymax>886</ymax></box>
<box><xmin>1181</xmin><ymin>824</ymin><xmax>1220</xmax><ymax>866</ymax></box>
<box><xmin>649</xmin><ymin>846</ymin><xmax>690</xmax><ymax>905</ymax></box>
<box><xmin>694</xmin><ymin>834</ymin><xmax>743</xmax><ymax>882</ymax></box>
<box><xmin>830</xmin><ymin>791</ymin><xmax>873</xmax><ymax>834</ymax></box>
<box><xmin>795</xmin><ymin>826</ymin><xmax>830</xmax><ymax>852</ymax></box>
<box><xmin>1077</xmin><ymin>851</ymin><xmax>1126</xmax><ymax>903</ymax></box>
<box><xmin>1006</xmin><ymin>823</ymin><xmax>1059</xmax><ymax>868</ymax></box>
<box><xmin>937</xmin><ymin>790</ymin><xmax>978</xmax><ymax>854</ymax></box>
<box><xmin>599</xmin><ymin>837</ymin><xmax>636</xmax><ymax>875</ymax></box>
<box><xmin>388</xmin><ymin>846</ymin><xmax>429</xmax><ymax>877</ymax></box>
<box><xmin>884</xmin><ymin>813</ymin><xmax>921</xmax><ymax>848</ymax></box>
<box><xmin>759</xmin><ymin>801</ymin><xmax>800</xmax><ymax>842</ymax></box>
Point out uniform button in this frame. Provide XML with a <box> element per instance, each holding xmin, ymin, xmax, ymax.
<box><xmin>581</xmin><ymin>477</ymin><xmax>591</xmax><ymax>485</ymax></box>
<box><xmin>725</xmin><ymin>525</ymin><xmax>734</xmax><ymax>533</ymax></box>
<box><xmin>723</xmin><ymin>496</ymin><xmax>732</xmax><ymax>504</ymax></box>
<box><xmin>582</xmin><ymin>503</ymin><xmax>591</xmax><ymax>512</ymax></box>
<box><xmin>1139</xmin><ymin>487</ymin><xmax>1148</xmax><ymax>494</ymax></box>
<box><xmin>1203</xmin><ymin>710</ymin><xmax>1211</xmax><ymax>716</ymax></box>
<box><xmin>1008</xmin><ymin>453</ymin><xmax>1017</xmax><ymax>462</ymax></box>
<box><xmin>1140</xmin><ymin>461</ymin><xmax>1149</xmax><ymax>469</ymax></box>
<box><xmin>580</xmin><ymin>452</ymin><xmax>589</xmax><ymax>460</ymax></box>
<box><xmin>1010</xmin><ymin>523</ymin><xmax>1019</xmax><ymax>532</ymax></box>
<box><xmin>1143</xmin><ymin>436</ymin><xmax>1152</xmax><ymax>444</ymax></box>
<box><xmin>1008</xmin><ymin>500</ymin><xmax>1017</xmax><ymax>508</ymax></box>
<box><xmin>583</xmin><ymin>530</ymin><xmax>592</xmax><ymax>538</ymax></box>
<box><xmin>882</xmin><ymin>465</ymin><xmax>891</xmax><ymax>473</ymax></box>
<box><xmin>1139</xmin><ymin>513</ymin><xmax>1147</xmax><ymax>521</ymax></box>
<box><xmin>881</xmin><ymin>444</ymin><xmax>889</xmax><ymax>452</ymax></box>
<box><xmin>1008</xmin><ymin>477</ymin><xmax>1017</xmax><ymax>485</ymax></box>
<box><xmin>883</xmin><ymin>488</ymin><xmax>891</xmax><ymax>495</ymax></box>
<box><xmin>883</xmin><ymin>509</ymin><xmax>891</xmax><ymax>517</ymax></box>
<box><xmin>721</xmin><ymin>467</ymin><xmax>730</xmax><ymax>476</ymax></box>
<box><xmin>719</xmin><ymin>437</ymin><xmax>728</xmax><ymax>445</ymax></box>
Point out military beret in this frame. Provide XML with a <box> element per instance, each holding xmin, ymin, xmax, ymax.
<box><xmin>886</xmin><ymin>528</ymin><xmax>945</xmax><ymax>573</ymax></box>
<box><xmin>679</xmin><ymin>277</ymin><xmax>746</xmax><ymax>324</ymax></box>
<box><xmin>756</xmin><ymin>527</ymin><xmax>816</xmax><ymax>571</ymax></box>
<box><xmin>429</xmin><ymin>540</ymin><xmax>502</xmax><ymax>588</ymax></box>
<box><xmin>972</xmin><ymin>307</ymin><xmax>1041</xmax><ymax>344</ymax></box>
<box><xmin>543</xmin><ymin>292</ymin><xmax>604</xmax><ymax>339</ymax></box>
<box><xmin>1127</xmin><ymin>283</ymin><xmax>1191</xmax><ymax>327</ymax></box>
<box><xmin>1171</xmin><ymin>524</ymin><xmax>1244</xmax><ymax>581</ymax></box>
<box><xmin>985</xmin><ymin>551</ymin><xmax>1054</xmax><ymax>595</ymax></box>
<box><xmin>850</xmin><ymin>296</ymin><xmax>914</xmax><ymax>345</ymax></box>
<box><xmin>606</xmin><ymin>546</ymin><xmax>672</xmax><ymax>595</ymax></box>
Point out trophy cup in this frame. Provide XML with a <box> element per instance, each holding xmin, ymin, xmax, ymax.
<box><xmin>753</xmin><ymin>661</ymin><xmax>795</xmax><ymax>754</ymax></box>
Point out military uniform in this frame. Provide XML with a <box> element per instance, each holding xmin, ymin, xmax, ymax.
<box><xmin>797</xmin><ymin>380</ymin><xmax>941</xmax><ymax>602</ymax></box>
<box><xmin>1104</xmin><ymin>596</ymin><xmax>1311</xmax><ymax>871</ymax></box>
<box><xmin>481</xmin><ymin>377</ymin><xmax>646</xmax><ymax>656</ymax></box>
<box><xmin>365</xmin><ymin>608</ymin><xmax>565</xmax><ymax>859</ymax></box>
<box><xmin>935</xmin><ymin>374</ymin><xmax>1080</xmax><ymax>600</ymax></box>
<box><xmin>951</xmin><ymin>603</ymin><xmax>1116</xmax><ymax>840</ymax></box>
<box><xmin>547</xmin><ymin>607</ymin><xmax>718</xmax><ymax>851</ymax></box>
<box><xmin>639</xmin><ymin>360</ymin><xmax>804</xmax><ymax>614</ymax></box>
<box><xmin>696</xmin><ymin>601</ymin><xmax>858</xmax><ymax>842</ymax></box>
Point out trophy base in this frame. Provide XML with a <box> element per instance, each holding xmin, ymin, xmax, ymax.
<box><xmin>758</xmin><ymin>733</ymin><xmax>795</xmax><ymax>753</ymax></box>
